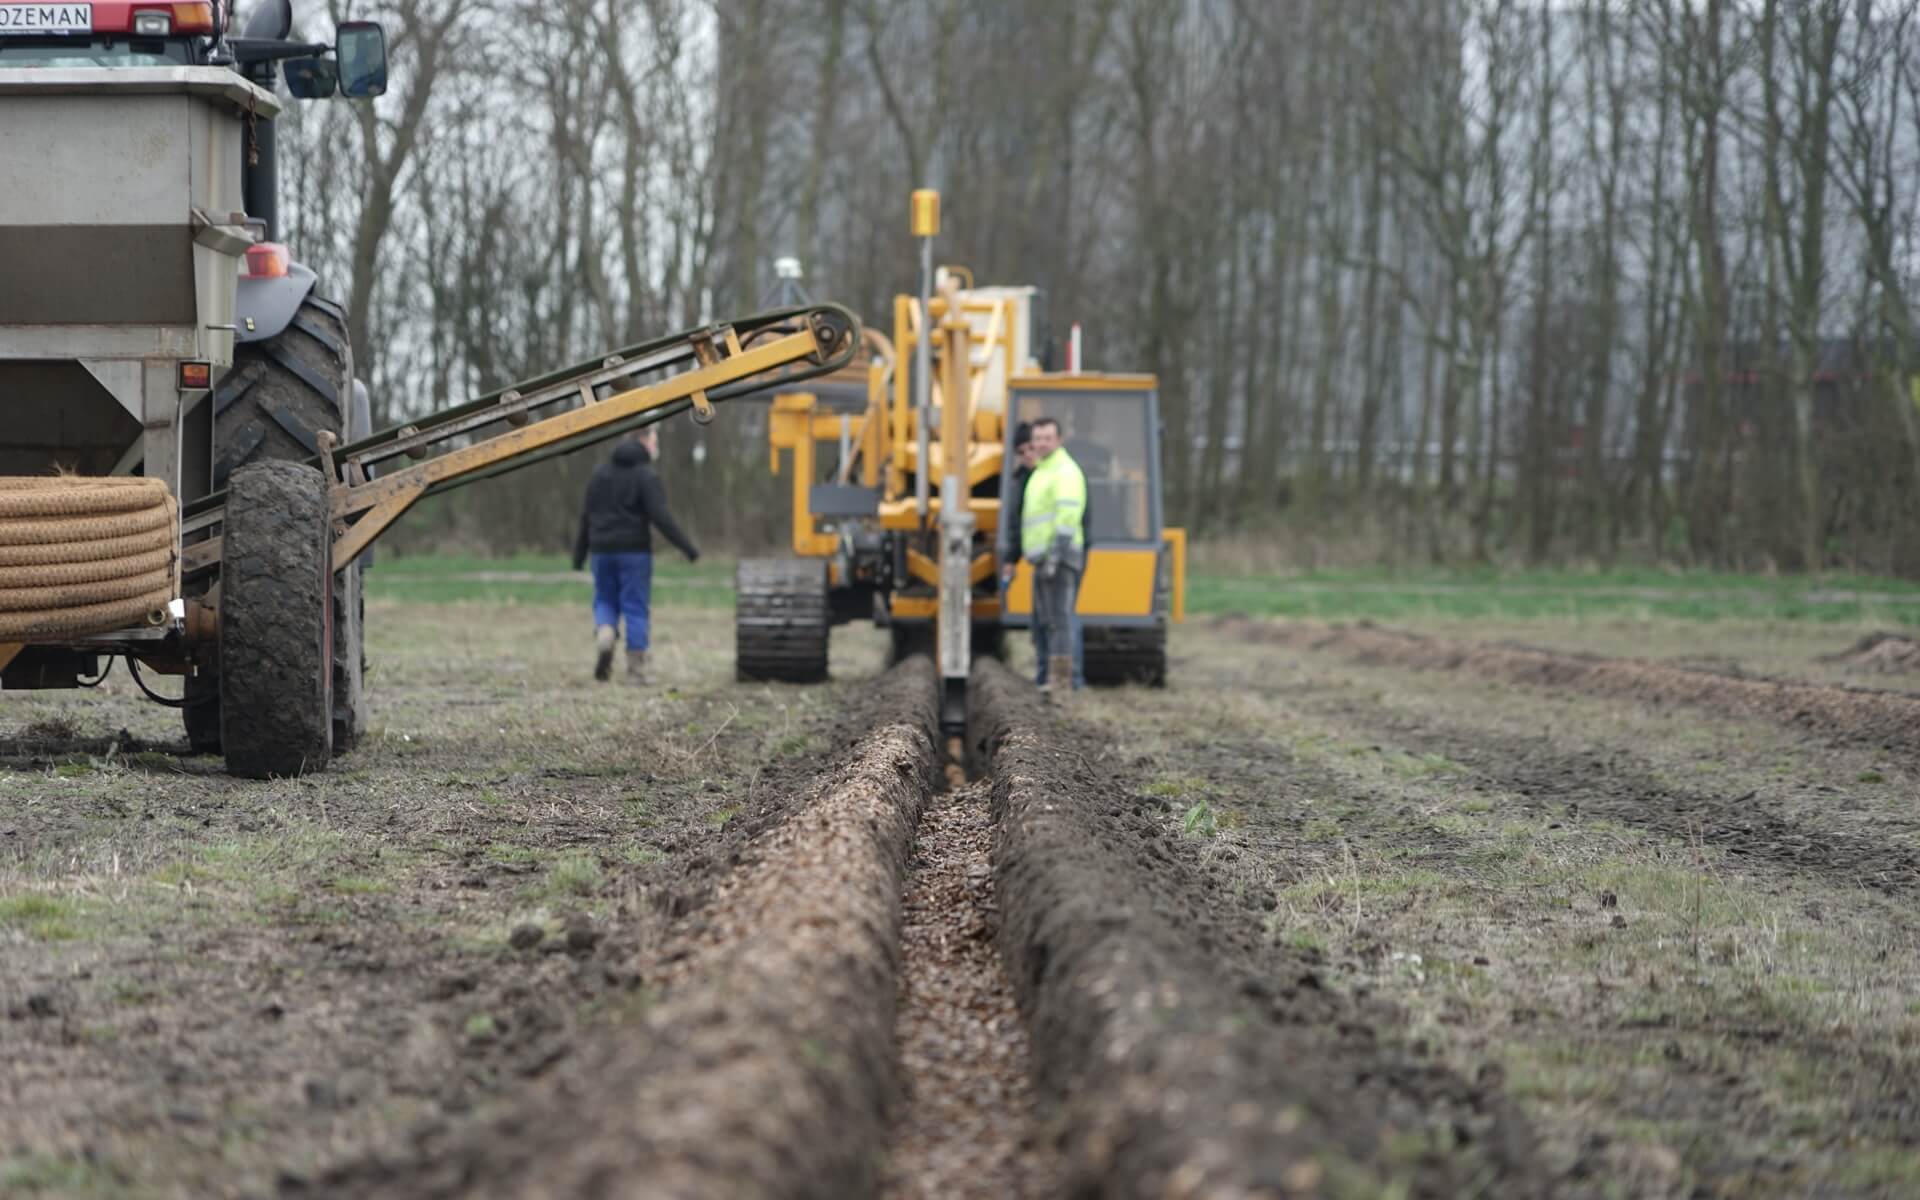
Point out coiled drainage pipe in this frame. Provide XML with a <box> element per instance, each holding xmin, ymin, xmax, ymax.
<box><xmin>0</xmin><ymin>477</ymin><xmax>179</xmax><ymax>640</ymax></box>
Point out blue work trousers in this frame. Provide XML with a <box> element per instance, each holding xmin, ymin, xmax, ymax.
<box><xmin>1032</xmin><ymin>564</ymin><xmax>1085</xmax><ymax>689</ymax></box>
<box><xmin>591</xmin><ymin>551</ymin><xmax>653</xmax><ymax>651</ymax></box>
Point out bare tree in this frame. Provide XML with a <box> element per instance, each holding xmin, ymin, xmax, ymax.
<box><xmin>267</xmin><ymin>0</ymin><xmax>1920</xmax><ymax>570</ymax></box>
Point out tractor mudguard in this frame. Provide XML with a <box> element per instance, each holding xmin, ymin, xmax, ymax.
<box><xmin>235</xmin><ymin>261</ymin><xmax>319</xmax><ymax>344</ymax></box>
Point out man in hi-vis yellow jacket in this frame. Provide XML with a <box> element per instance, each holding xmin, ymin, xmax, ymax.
<box><xmin>1019</xmin><ymin>417</ymin><xmax>1087</xmax><ymax>693</ymax></box>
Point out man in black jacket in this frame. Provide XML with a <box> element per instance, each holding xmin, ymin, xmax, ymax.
<box><xmin>999</xmin><ymin>422</ymin><xmax>1053</xmax><ymax>683</ymax></box>
<box><xmin>572</xmin><ymin>427</ymin><xmax>700</xmax><ymax>684</ymax></box>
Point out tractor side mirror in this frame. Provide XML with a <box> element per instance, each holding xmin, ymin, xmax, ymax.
<box><xmin>284</xmin><ymin>55</ymin><xmax>337</xmax><ymax>99</ymax></box>
<box><xmin>335</xmin><ymin>22</ymin><xmax>387</xmax><ymax>98</ymax></box>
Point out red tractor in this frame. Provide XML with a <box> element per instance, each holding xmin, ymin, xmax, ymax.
<box><xmin>0</xmin><ymin>0</ymin><xmax>385</xmax><ymax>772</ymax></box>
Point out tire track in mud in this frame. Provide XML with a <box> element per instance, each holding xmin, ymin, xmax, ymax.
<box><xmin>1227</xmin><ymin>618</ymin><xmax>1920</xmax><ymax>768</ymax></box>
<box><xmin>314</xmin><ymin>660</ymin><xmax>941</xmax><ymax>1199</ymax></box>
<box><xmin>1205</xmin><ymin>674</ymin><xmax>1920</xmax><ymax>897</ymax></box>
<box><xmin>1167</xmin><ymin>626</ymin><xmax>1920</xmax><ymax>1192</ymax></box>
<box><xmin>1228</xmin><ymin>619</ymin><xmax>1920</xmax><ymax>894</ymax></box>
<box><xmin>969</xmin><ymin>659</ymin><xmax>1552</xmax><ymax>1198</ymax></box>
<box><xmin>1335</xmin><ymin>699</ymin><xmax>1920</xmax><ymax>894</ymax></box>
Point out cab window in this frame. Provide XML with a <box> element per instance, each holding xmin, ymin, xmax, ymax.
<box><xmin>1011</xmin><ymin>388</ymin><xmax>1158</xmax><ymax>544</ymax></box>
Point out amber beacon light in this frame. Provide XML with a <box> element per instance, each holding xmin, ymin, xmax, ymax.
<box><xmin>911</xmin><ymin>188</ymin><xmax>940</xmax><ymax>238</ymax></box>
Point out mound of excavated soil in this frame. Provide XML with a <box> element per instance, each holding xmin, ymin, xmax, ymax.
<box><xmin>1820</xmin><ymin>631</ymin><xmax>1920</xmax><ymax>676</ymax></box>
<box><xmin>970</xmin><ymin>660</ymin><xmax>1550</xmax><ymax>1198</ymax></box>
<box><xmin>307</xmin><ymin>660</ymin><xmax>940</xmax><ymax>1199</ymax></box>
<box><xmin>3</xmin><ymin>673</ymin><xmax>887</xmax><ymax>1198</ymax></box>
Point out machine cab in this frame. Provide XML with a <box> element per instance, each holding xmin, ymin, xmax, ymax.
<box><xmin>999</xmin><ymin>374</ymin><xmax>1171</xmax><ymax>627</ymax></box>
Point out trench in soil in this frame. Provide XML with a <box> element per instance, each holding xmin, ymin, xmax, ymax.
<box><xmin>879</xmin><ymin>734</ymin><xmax>1059</xmax><ymax>1200</ymax></box>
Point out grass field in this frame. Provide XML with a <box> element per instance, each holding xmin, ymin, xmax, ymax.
<box><xmin>1188</xmin><ymin>564</ymin><xmax>1920</xmax><ymax>624</ymax></box>
<box><xmin>367</xmin><ymin>553</ymin><xmax>733</xmax><ymax>606</ymax></box>
<box><xmin>371</xmin><ymin>552</ymin><xmax>1920</xmax><ymax>626</ymax></box>
<box><xmin>6</xmin><ymin>571</ymin><xmax>1916</xmax><ymax>1193</ymax></box>
<box><xmin>0</xmin><ymin>602</ymin><xmax>890</xmax><ymax>1197</ymax></box>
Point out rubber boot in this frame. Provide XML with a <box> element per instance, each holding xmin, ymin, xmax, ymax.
<box><xmin>1046</xmin><ymin>655</ymin><xmax>1074</xmax><ymax>702</ymax></box>
<box><xmin>625</xmin><ymin>648</ymin><xmax>651</xmax><ymax>686</ymax></box>
<box><xmin>593</xmin><ymin>625</ymin><xmax>616</xmax><ymax>682</ymax></box>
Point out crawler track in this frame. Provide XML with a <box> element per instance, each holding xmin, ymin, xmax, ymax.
<box><xmin>735</xmin><ymin>557</ymin><xmax>832</xmax><ymax>683</ymax></box>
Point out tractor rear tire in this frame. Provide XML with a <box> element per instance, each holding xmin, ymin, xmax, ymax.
<box><xmin>186</xmin><ymin>295</ymin><xmax>367</xmax><ymax>754</ymax></box>
<box><xmin>735</xmin><ymin>558</ymin><xmax>830</xmax><ymax>682</ymax></box>
<box><xmin>1082</xmin><ymin>624</ymin><xmax>1168</xmax><ymax>687</ymax></box>
<box><xmin>213</xmin><ymin>296</ymin><xmax>353</xmax><ymax>489</ymax></box>
<box><xmin>219</xmin><ymin>461</ymin><xmax>334</xmax><ymax>778</ymax></box>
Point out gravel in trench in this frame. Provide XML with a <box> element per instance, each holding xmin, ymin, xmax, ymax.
<box><xmin>881</xmin><ymin>746</ymin><xmax>1060</xmax><ymax>1200</ymax></box>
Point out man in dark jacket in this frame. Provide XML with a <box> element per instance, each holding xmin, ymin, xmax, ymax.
<box><xmin>572</xmin><ymin>427</ymin><xmax>699</xmax><ymax>684</ymax></box>
<box><xmin>999</xmin><ymin>422</ymin><xmax>1053</xmax><ymax>684</ymax></box>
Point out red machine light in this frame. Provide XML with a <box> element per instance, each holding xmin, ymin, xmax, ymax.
<box><xmin>178</xmin><ymin>361</ymin><xmax>212</xmax><ymax>390</ymax></box>
<box><xmin>244</xmin><ymin>242</ymin><xmax>290</xmax><ymax>279</ymax></box>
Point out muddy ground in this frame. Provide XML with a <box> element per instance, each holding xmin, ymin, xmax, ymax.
<box><xmin>975</xmin><ymin>660</ymin><xmax>1549</xmax><ymax>1197</ymax></box>
<box><xmin>309</xmin><ymin>659</ymin><xmax>941</xmax><ymax>1200</ymax></box>
<box><xmin>1</xmin><ymin>603</ymin><xmax>890</xmax><ymax>1197</ymax></box>
<box><xmin>7</xmin><ymin>597</ymin><xmax>1920</xmax><ymax>1198</ymax></box>
<box><xmin>1068</xmin><ymin>616</ymin><xmax>1920</xmax><ymax>1196</ymax></box>
<box><xmin>1320</xmin><ymin>613</ymin><xmax>1920</xmax><ymax>690</ymax></box>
